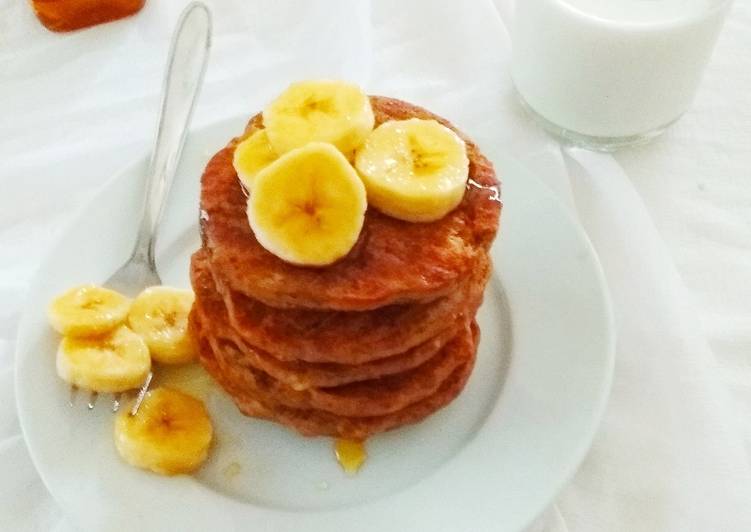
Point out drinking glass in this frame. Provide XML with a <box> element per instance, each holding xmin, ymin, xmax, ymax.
<box><xmin>511</xmin><ymin>0</ymin><xmax>733</xmax><ymax>151</ymax></box>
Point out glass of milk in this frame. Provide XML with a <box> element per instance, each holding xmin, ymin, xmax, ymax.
<box><xmin>511</xmin><ymin>0</ymin><xmax>733</xmax><ymax>150</ymax></box>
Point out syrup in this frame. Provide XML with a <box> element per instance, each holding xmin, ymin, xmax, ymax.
<box><xmin>156</xmin><ymin>363</ymin><xmax>214</xmax><ymax>401</ymax></box>
<box><xmin>221</xmin><ymin>461</ymin><xmax>242</xmax><ymax>480</ymax></box>
<box><xmin>334</xmin><ymin>439</ymin><xmax>366</xmax><ymax>474</ymax></box>
<box><xmin>467</xmin><ymin>178</ymin><xmax>501</xmax><ymax>204</ymax></box>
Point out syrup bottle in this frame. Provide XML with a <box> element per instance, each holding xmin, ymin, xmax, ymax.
<box><xmin>31</xmin><ymin>0</ymin><xmax>146</xmax><ymax>32</ymax></box>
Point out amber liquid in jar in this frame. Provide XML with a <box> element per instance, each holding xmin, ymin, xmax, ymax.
<box><xmin>31</xmin><ymin>0</ymin><xmax>145</xmax><ymax>32</ymax></box>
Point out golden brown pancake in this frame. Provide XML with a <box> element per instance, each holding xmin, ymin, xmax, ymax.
<box><xmin>191</xmin><ymin>255</ymin><xmax>465</xmax><ymax>389</ymax></box>
<box><xmin>199</xmin><ymin>322</ymin><xmax>474</xmax><ymax>418</ymax></box>
<box><xmin>190</xmin><ymin>279</ymin><xmax>474</xmax><ymax>418</ymax></box>
<box><xmin>200</xmin><ymin>96</ymin><xmax>501</xmax><ymax>311</ymax></box>
<box><xmin>191</xmin><ymin>248</ymin><xmax>488</xmax><ymax>364</ymax></box>
<box><xmin>195</xmin><ymin>319</ymin><xmax>479</xmax><ymax>440</ymax></box>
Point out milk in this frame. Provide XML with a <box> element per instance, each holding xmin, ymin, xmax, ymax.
<box><xmin>511</xmin><ymin>0</ymin><xmax>731</xmax><ymax>145</ymax></box>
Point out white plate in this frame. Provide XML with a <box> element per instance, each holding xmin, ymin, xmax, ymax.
<box><xmin>16</xmin><ymin>117</ymin><xmax>614</xmax><ymax>532</ymax></box>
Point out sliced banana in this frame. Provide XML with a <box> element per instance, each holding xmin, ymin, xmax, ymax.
<box><xmin>48</xmin><ymin>284</ymin><xmax>130</xmax><ymax>337</ymax></box>
<box><xmin>355</xmin><ymin>118</ymin><xmax>469</xmax><ymax>222</ymax></box>
<box><xmin>128</xmin><ymin>286</ymin><xmax>197</xmax><ymax>365</ymax></box>
<box><xmin>263</xmin><ymin>80</ymin><xmax>374</xmax><ymax>157</ymax></box>
<box><xmin>56</xmin><ymin>325</ymin><xmax>151</xmax><ymax>392</ymax></box>
<box><xmin>114</xmin><ymin>387</ymin><xmax>213</xmax><ymax>476</ymax></box>
<box><xmin>233</xmin><ymin>129</ymin><xmax>278</xmax><ymax>189</ymax></box>
<box><xmin>247</xmin><ymin>142</ymin><xmax>367</xmax><ymax>266</ymax></box>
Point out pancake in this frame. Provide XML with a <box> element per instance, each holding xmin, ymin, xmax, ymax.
<box><xmin>191</xmin><ymin>257</ymin><xmax>463</xmax><ymax>389</ymax></box>
<box><xmin>209</xmin><ymin>321</ymin><xmax>458</xmax><ymax>391</ymax></box>
<box><xmin>196</xmin><ymin>320</ymin><xmax>479</xmax><ymax>440</ymax></box>
<box><xmin>198</xmin><ymin>321</ymin><xmax>474</xmax><ymax>418</ymax></box>
<box><xmin>191</xmin><ymin>249</ymin><xmax>488</xmax><ymax>364</ymax></box>
<box><xmin>200</xmin><ymin>96</ymin><xmax>501</xmax><ymax>311</ymax></box>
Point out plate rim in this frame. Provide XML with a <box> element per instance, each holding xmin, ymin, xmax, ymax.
<box><xmin>494</xmin><ymin>153</ymin><xmax>616</xmax><ymax>529</ymax></box>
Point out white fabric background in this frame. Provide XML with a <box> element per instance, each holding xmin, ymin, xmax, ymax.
<box><xmin>612</xmin><ymin>1</ymin><xmax>751</xmax><ymax>458</ymax></box>
<box><xmin>1</xmin><ymin>0</ymin><xmax>749</xmax><ymax>530</ymax></box>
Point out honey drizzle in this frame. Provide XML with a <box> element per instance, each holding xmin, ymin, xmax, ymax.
<box><xmin>467</xmin><ymin>177</ymin><xmax>501</xmax><ymax>203</ymax></box>
<box><xmin>334</xmin><ymin>439</ymin><xmax>367</xmax><ymax>474</ymax></box>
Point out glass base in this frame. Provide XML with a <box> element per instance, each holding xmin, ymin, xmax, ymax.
<box><xmin>516</xmin><ymin>91</ymin><xmax>678</xmax><ymax>152</ymax></box>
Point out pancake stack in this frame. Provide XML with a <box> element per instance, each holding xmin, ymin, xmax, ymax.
<box><xmin>190</xmin><ymin>96</ymin><xmax>501</xmax><ymax>440</ymax></box>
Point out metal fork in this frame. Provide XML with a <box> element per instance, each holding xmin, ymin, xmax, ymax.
<box><xmin>73</xmin><ymin>2</ymin><xmax>212</xmax><ymax>413</ymax></box>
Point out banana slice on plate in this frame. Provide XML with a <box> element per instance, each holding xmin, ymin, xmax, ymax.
<box><xmin>233</xmin><ymin>129</ymin><xmax>278</xmax><ymax>189</ymax></box>
<box><xmin>355</xmin><ymin>118</ymin><xmax>470</xmax><ymax>222</ymax></box>
<box><xmin>114</xmin><ymin>387</ymin><xmax>213</xmax><ymax>476</ymax></box>
<box><xmin>247</xmin><ymin>142</ymin><xmax>367</xmax><ymax>266</ymax></box>
<box><xmin>263</xmin><ymin>80</ymin><xmax>374</xmax><ymax>157</ymax></box>
<box><xmin>128</xmin><ymin>287</ymin><xmax>197</xmax><ymax>365</ymax></box>
<box><xmin>48</xmin><ymin>284</ymin><xmax>130</xmax><ymax>337</ymax></box>
<box><xmin>56</xmin><ymin>325</ymin><xmax>151</xmax><ymax>392</ymax></box>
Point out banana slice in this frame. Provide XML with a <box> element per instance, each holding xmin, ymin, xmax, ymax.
<box><xmin>247</xmin><ymin>142</ymin><xmax>367</xmax><ymax>266</ymax></box>
<box><xmin>128</xmin><ymin>286</ymin><xmax>197</xmax><ymax>365</ymax></box>
<box><xmin>114</xmin><ymin>387</ymin><xmax>213</xmax><ymax>476</ymax></box>
<box><xmin>56</xmin><ymin>325</ymin><xmax>151</xmax><ymax>392</ymax></box>
<box><xmin>48</xmin><ymin>284</ymin><xmax>130</xmax><ymax>337</ymax></box>
<box><xmin>355</xmin><ymin>118</ymin><xmax>469</xmax><ymax>222</ymax></box>
<box><xmin>263</xmin><ymin>80</ymin><xmax>374</xmax><ymax>157</ymax></box>
<box><xmin>233</xmin><ymin>129</ymin><xmax>278</xmax><ymax>189</ymax></box>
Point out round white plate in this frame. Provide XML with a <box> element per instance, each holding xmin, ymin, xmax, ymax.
<box><xmin>16</xmin><ymin>117</ymin><xmax>614</xmax><ymax>532</ymax></box>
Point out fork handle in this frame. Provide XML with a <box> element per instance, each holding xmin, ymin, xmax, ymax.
<box><xmin>131</xmin><ymin>2</ymin><xmax>212</xmax><ymax>266</ymax></box>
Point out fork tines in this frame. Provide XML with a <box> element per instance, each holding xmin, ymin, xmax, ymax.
<box><xmin>68</xmin><ymin>371</ymin><xmax>153</xmax><ymax>414</ymax></box>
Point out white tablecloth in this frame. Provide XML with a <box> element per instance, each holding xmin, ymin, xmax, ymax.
<box><xmin>612</xmin><ymin>2</ymin><xmax>751</xmax><ymax>459</ymax></box>
<box><xmin>1</xmin><ymin>0</ymin><xmax>749</xmax><ymax>530</ymax></box>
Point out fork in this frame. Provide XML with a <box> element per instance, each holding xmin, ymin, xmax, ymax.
<box><xmin>71</xmin><ymin>2</ymin><xmax>212</xmax><ymax>413</ymax></box>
